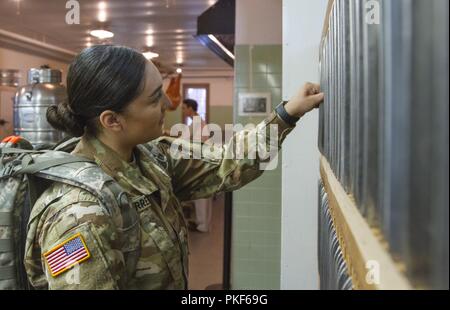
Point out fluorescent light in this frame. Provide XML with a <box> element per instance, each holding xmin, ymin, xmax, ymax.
<box><xmin>98</xmin><ymin>2</ymin><xmax>107</xmax><ymax>10</ymax></box>
<box><xmin>207</xmin><ymin>34</ymin><xmax>235</xmax><ymax>60</ymax></box>
<box><xmin>98</xmin><ymin>2</ymin><xmax>107</xmax><ymax>22</ymax></box>
<box><xmin>146</xmin><ymin>28</ymin><xmax>154</xmax><ymax>46</ymax></box>
<box><xmin>176</xmin><ymin>51</ymin><xmax>184</xmax><ymax>64</ymax></box>
<box><xmin>90</xmin><ymin>29</ymin><xmax>114</xmax><ymax>39</ymax></box>
<box><xmin>143</xmin><ymin>51</ymin><xmax>159</xmax><ymax>59</ymax></box>
<box><xmin>98</xmin><ymin>10</ymin><xmax>107</xmax><ymax>22</ymax></box>
<box><xmin>146</xmin><ymin>36</ymin><xmax>154</xmax><ymax>47</ymax></box>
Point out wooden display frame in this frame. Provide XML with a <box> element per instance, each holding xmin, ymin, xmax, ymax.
<box><xmin>318</xmin><ymin>0</ymin><xmax>413</xmax><ymax>290</ymax></box>
<box><xmin>320</xmin><ymin>156</ymin><xmax>412</xmax><ymax>289</ymax></box>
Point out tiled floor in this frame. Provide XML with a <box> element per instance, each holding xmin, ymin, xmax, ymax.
<box><xmin>188</xmin><ymin>193</ymin><xmax>224</xmax><ymax>290</ymax></box>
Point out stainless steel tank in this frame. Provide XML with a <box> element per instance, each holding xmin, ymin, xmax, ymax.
<box><xmin>14</xmin><ymin>68</ymin><xmax>67</xmax><ymax>146</ymax></box>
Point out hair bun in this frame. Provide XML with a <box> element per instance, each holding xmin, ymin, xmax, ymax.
<box><xmin>46</xmin><ymin>100</ymin><xmax>85</xmax><ymax>137</ymax></box>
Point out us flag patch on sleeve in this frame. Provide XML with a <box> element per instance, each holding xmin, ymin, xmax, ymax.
<box><xmin>43</xmin><ymin>233</ymin><xmax>91</xmax><ymax>277</ymax></box>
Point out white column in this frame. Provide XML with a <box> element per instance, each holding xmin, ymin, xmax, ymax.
<box><xmin>281</xmin><ymin>0</ymin><xmax>328</xmax><ymax>290</ymax></box>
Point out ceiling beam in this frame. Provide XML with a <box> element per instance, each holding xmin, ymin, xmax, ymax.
<box><xmin>0</xmin><ymin>29</ymin><xmax>76</xmax><ymax>63</ymax></box>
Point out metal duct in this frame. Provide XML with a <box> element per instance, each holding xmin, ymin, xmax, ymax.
<box><xmin>195</xmin><ymin>0</ymin><xmax>235</xmax><ymax>67</ymax></box>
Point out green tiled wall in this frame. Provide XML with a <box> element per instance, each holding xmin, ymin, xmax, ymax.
<box><xmin>231</xmin><ymin>45</ymin><xmax>283</xmax><ymax>289</ymax></box>
<box><xmin>209</xmin><ymin>106</ymin><xmax>234</xmax><ymax>128</ymax></box>
<box><xmin>164</xmin><ymin>106</ymin><xmax>182</xmax><ymax>129</ymax></box>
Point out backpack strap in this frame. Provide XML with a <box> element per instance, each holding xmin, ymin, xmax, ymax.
<box><xmin>27</xmin><ymin>151</ymin><xmax>129</xmax><ymax>215</ymax></box>
<box><xmin>16</xmin><ymin>156</ymin><xmax>95</xmax><ymax>175</ymax></box>
<box><xmin>2</xmin><ymin>147</ymin><xmax>140</xmax><ymax>242</ymax></box>
<box><xmin>30</xmin><ymin>151</ymin><xmax>141</xmax><ymax>282</ymax></box>
<box><xmin>53</xmin><ymin>137</ymin><xmax>81</xmax><ymax>152</ymax></box>
<box><xmin>0</xmin><ymin>171</ymin><xmax>30</xmax><ymax>288</ymax></box>
<box><xmin>1</xmin><ymin>147</ymin><xmax>140</xmax><ymax>286</ymax></box>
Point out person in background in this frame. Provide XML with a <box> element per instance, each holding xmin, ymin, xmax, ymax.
<box><xmin>182</xmin><ymin>98</ymin><xmax>212</xmax><ymax>233</ymax></box>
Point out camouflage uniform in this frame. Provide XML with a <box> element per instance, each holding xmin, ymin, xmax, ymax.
<box><xmin>24</xmin><ymin>112</ymin><xmax>295</xmax><ymax>289</ymax></box>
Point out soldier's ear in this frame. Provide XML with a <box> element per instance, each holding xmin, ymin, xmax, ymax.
<box><xmin>98</xmin><ymin>110</ymin><xmax>123</xmax><ymax>132</ymax></box>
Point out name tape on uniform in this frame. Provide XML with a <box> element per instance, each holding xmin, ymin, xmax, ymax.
<box><xmin>132</xmin><ymin>195</ymin><xmax>153</xmax><ymax>212</ymax></box>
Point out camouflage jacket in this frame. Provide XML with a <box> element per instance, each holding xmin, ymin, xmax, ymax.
<box><xmin>24</xmin><ymin>112</ymin><xmax>295</xmax><ymax>290</ymax></box>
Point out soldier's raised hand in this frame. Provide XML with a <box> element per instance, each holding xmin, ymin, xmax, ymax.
<box><xmin>285</xmin><ymin>82</ymin><xmax>324</xmax><ymax>118</ymax></box>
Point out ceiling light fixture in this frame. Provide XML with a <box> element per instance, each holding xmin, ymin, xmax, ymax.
<box><xmin>145</xmin><ymin>28</ymin><xmax>155</xmax><ymax>47</ymax></box>
<box><xmin>176</xmin><ymin>55</ymin><xmax>184</xmax><ymax>64</ymax></box>
<box><xmin>97</xmin><ymin>2</ymin><xmax>107</xmax><ymax>22</ymax></box>
<box><xmin>143</xmin><ymin>51</ymin><xmax>159</xmax><ymax>60</ymax></box>
<box><xmin>98</xmin><ymin>1</ymin><xmax>107</xmax><ymax>10</ymax></box>
<box><xmin>90</xmin><ymin>29</ymin><xmax>114</xmax><ymax>39</ymax></box>
<box><xmin>176</xmin><ymin>68</ymin><xmax>183</xmax><ymax>74</ymax></box>
<box><xmin>146</xmin><ymin>36</ymin><xmax>154</xmax><ymax>47</ymax></box>
<box><xmin>98</xmin><ymin>11</ymin><xmax>107</xmax><ymax>22</ymax></box>
<box><xmin>86</xmin><ymin>37</ymin><xmax>93</xmax><ymax>47</ymax></box>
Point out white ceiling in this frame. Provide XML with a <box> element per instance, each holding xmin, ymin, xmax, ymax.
<box><xmin>0</xmin><ymin>0</ymin><xmax>231</xmax><ymax>69</ymax></box>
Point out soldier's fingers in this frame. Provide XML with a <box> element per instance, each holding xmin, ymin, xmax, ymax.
<box><xmin>307</xmin><ymin>93</ymin><xmax>325</xmax><ymax>108</ymax></box>
<box><xmin>309</xmin><ymin>84</ymin><xmax>321</xmax><ymax>95</ymax></box>
<box><xmin>303</xmin><ymin>82</ymin><xmax>313</xmax><ymax>92</ymax></box>
<box><xmin>304</xmin><ymin>82</ymin><xmax>320</xmax><ymax>95</ymax></box>
<box><xmin>312</xmin><ymin>83</ymin><xmax>321</xmax><ymax>93</ymax></box>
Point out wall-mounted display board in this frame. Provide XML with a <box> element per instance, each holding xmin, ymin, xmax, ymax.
<box><xmin>318</xmin><ymin>0</ymin><xmax>448</xmax><ymax>290</ymax></box>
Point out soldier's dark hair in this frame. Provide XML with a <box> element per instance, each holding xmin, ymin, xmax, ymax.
<box><xmin>47</xmin><ymin>45</ymin><xmax>147</xmax><ymax>137</ymax></box>
<box><xmin>183</xmin><ymin>99</ymin><xmax>198</xmax><ymax>112</ymax></box>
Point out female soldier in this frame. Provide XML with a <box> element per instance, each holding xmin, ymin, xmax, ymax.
<box><xmin>24</xmin><ymin>45</ymin><xmax>324</xmax><ymax>289</ymax></box>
